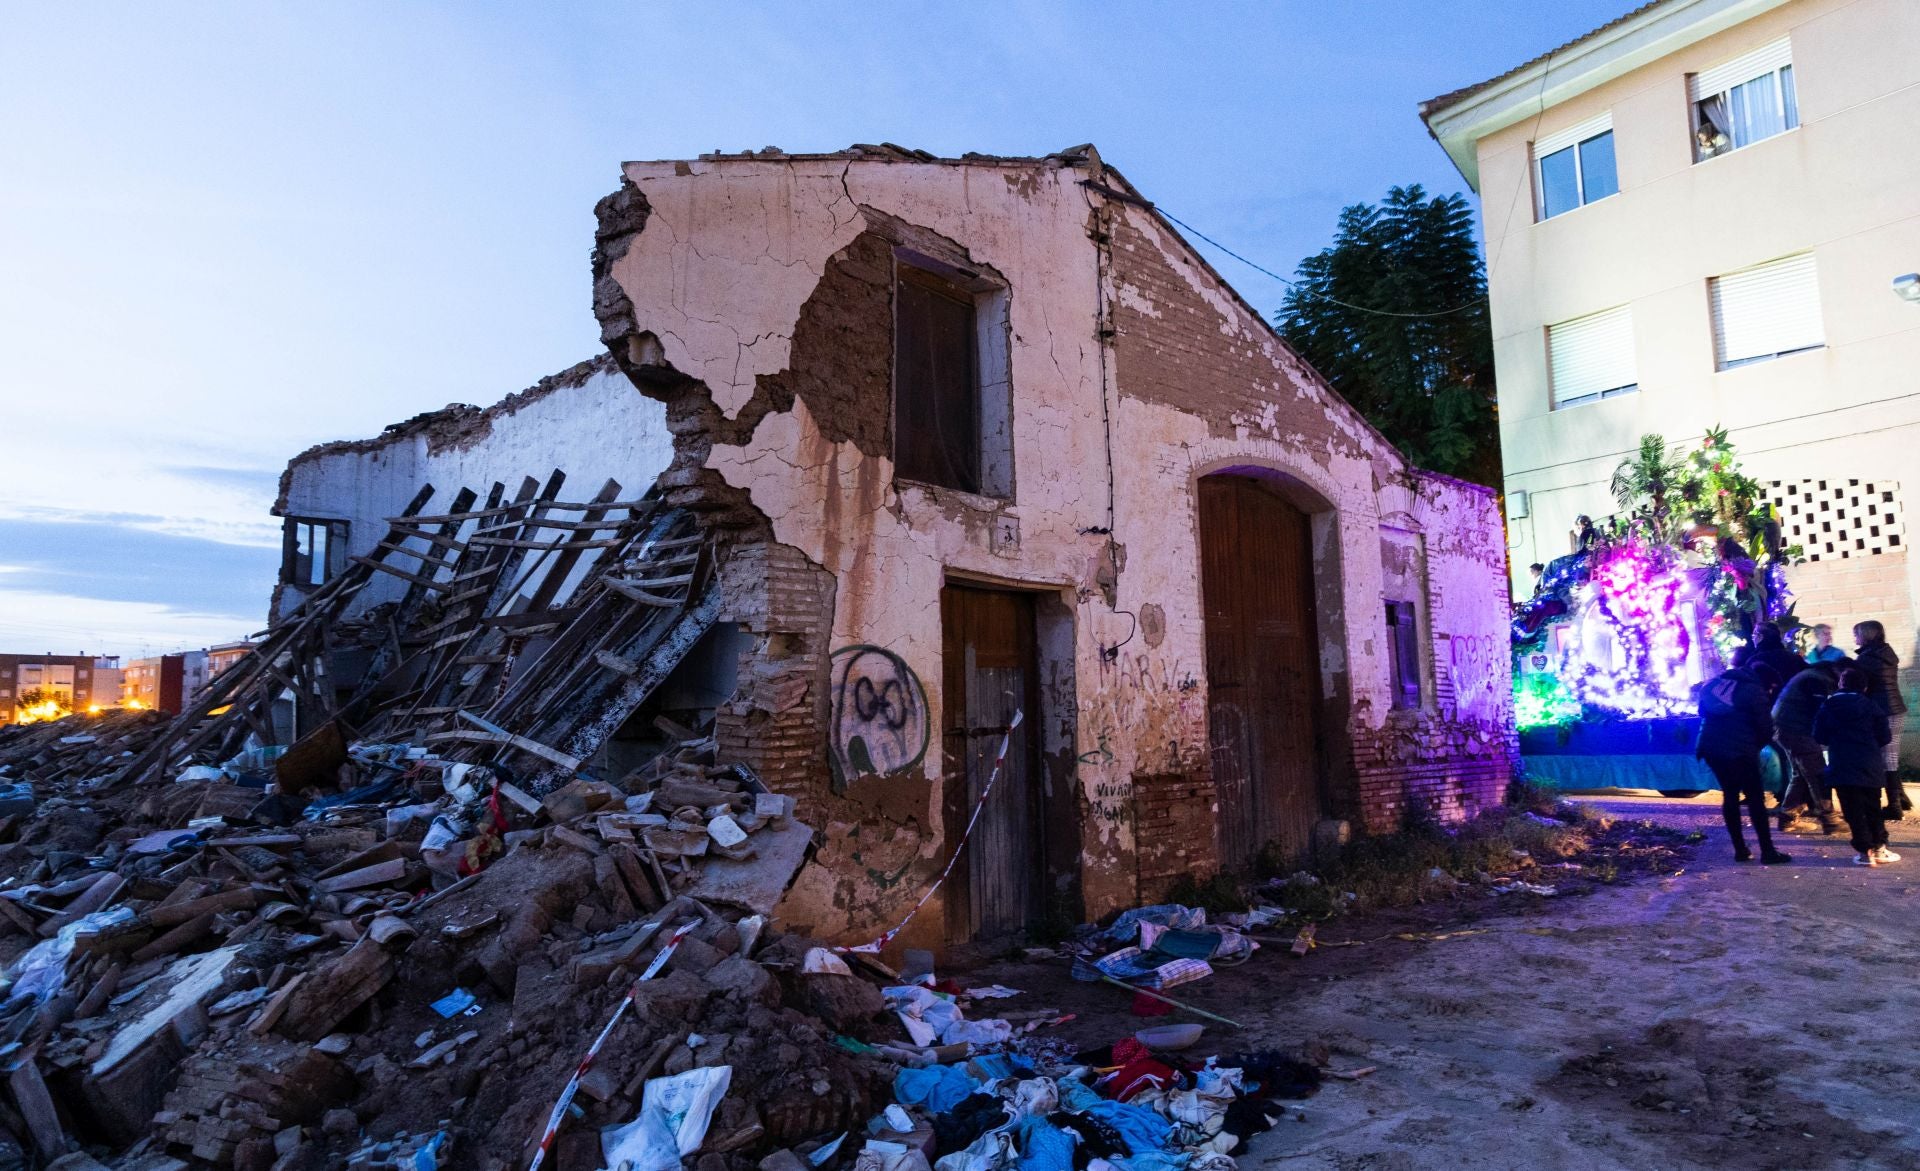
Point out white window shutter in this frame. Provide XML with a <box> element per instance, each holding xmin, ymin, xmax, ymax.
<box><xmin>1690</xmin><ymin>37</ymin><xmax>1793</xmax><ymax>100</ymax></box>
<box><xmin>1534</xmin><ymin>111</ymin><xmax>1613</xmax><ymax>159</ymax></box>
<box><xmin>1548</xmin><ymin>306</ymin><xmax>1636</xmax><ymax>405</ymax></box>
<box><xmin>1711</xmin><ymin>253</ymin><xmax>1823</xmax><ymax>367</ymax></box>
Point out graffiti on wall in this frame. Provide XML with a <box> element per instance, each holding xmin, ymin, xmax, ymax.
<box><xmin>1077</xmin><ymin>650</ymin><xmax>1206</xmax><ymax>829</ymax></box>
<box><xmin>1446</xmin><ymin>632</ymin><xmax>1503</xmax><ymax>721</ymax></box>
<box><xmin>827</xmin><ymin>645</ymin><xmax>930</xmax><ymax>790</ymax></box>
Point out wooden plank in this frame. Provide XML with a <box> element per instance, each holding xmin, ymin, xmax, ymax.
<box><xmin>353</xmin><ymin>557</ymin><xmax>450</xmax><ymax>591</ymax></box>
<box><xmin>424</xmin><ymin>728</ymin><xmax>582</xmax><ymax>772</ymax></box>
<box><xmin>464</xmin><ymin>536</ymin><xmax>628</xmax><ymax>550</ymax></box>
<box><xmin>601</xmin><ymin>579</ymin><xmax>682</xmax><ymax>607</ymax></box>
<box><xmin>371</xmin><ymin>540</ymin><xmax>459</xmax><ymax>572</ymax></box>
<box><xmin>386</xmin><ymin>498</ymin><xmax>654</xmax><ymax>524</ymax></box>
<box><xmin>615</xmin><ymin>573</ymin><xmax>693</xmax><ymax>589</ymax></box>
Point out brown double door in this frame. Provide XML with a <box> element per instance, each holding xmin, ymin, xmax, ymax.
<box><xmin>1198</xmin><ymin>475</ymin><xmax>1324</xmax><ymax>868</ymax></box>
<box><xmin>941</xmin><ymin>584</ymin><xmax>1045</xmax><ymax>940</ymax></box>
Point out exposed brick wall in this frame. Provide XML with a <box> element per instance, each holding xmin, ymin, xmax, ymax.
<box><xmin>714</xmin><ymin>542</ymin><xmax>838</xmax><ymax>807</ymax></box>
<box><xmin>1106</xmin><ymin>212</ymin><xmax>1381</xmax><ymax>461</ymax></box>
<box><xmin>1131</xmin><ymin>771</ymin><xmax>1220</xmax><ymax>898</ymax></box>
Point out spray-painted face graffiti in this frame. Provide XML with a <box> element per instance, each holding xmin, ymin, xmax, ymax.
<box><xmin>827</xmin><ymin>646</ymin><xmax>931</xmax><ymax>790</ymax></box>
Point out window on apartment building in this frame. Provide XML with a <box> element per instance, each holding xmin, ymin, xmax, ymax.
<box><xmin>1691</xmin><ymin>38</ymin><xmax>1797</xmax><ymax>161</ymax></box>
<box><xmin>282</xmin><ymin>517</ymin><xmax>350</xmax><ymax>587</ymax></box>
<box><xmin>1547</xmin><ymin>305</ymin><xmax>1637</xmax><ymax>408</ymax></box>
<box><xmin>1535</xmin><ymin>113</ymin><xmax>1618</xmax><ymax>220</ymax></box>
<box><xmin>1710</xmin><ymin>252</ymin><xmax>1824</xmax><ymax>369</ymax></box>
<box><xmin>1386</xmin><ymin>600</ymin><xmax>1422</xmax><ymax>710</ymax></box>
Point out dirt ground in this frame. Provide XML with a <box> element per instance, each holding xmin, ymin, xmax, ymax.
<box><xmin>976</xmin><ymin>793</ymin><xmax>1920</xmax><ymax>1171</ymax></box>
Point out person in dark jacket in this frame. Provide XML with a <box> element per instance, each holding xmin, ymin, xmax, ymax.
<box><xmin>1749</xmin><ymin>622</ymin><xmax>1806</xmax><ymax>694</ymax></box>
<box><xmin>1852</xmin><ymin>620</ymin><xmax>1909</xmax><ymax>818</ymax></box>
<box><xmin>1773</xmin><ymin>663</ymin><xmax>1844</xmax><ymax>834</ymax></box>
<box><xmin>1814</xmin><ymin>667</ymin><xmax>1897</xmax><ymax>866</ymax></box>
<box><xmin>1695</xmin><ymin>650</ymin><xmax>1792</xmax><ymax>863</ymax></box>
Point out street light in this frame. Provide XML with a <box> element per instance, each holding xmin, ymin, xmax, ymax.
<box><xmin>1895</xmin><ymin>273</ymin><xmax>1920</xmax><ymax>304</ymax></box>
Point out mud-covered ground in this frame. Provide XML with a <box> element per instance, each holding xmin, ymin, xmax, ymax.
<box><xmin>977</xmin><ymin>794</ymin><xmax>1920</xmax><ymax>1171</ymax></box>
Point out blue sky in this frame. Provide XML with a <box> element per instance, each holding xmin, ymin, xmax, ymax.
<box><xmin>0</xmin><ymin>1</ymin><xmax>1631</xmax><ymax>660</ymax></box>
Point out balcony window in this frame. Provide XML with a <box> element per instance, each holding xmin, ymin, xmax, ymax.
<box><xmin>1534</xmin><ymin>113</ymin><xmax>1618</xmax><ymax>220</ymax></box>
<box><xmin>1691</xmin><ymin>38</ymin><xmax>1798</xmax><ymax>161</ymax></box>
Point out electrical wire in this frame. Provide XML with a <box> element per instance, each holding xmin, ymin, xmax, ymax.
<box><xmin>1153</xmin><ymin>207</ymin><xmax>1489</xmax><ymax>319</ymax></box>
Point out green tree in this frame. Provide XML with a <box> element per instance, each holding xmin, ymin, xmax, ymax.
<box><xmin>1275</xmin><ymin>185</ymin><xmax>1498</xmax><ymax>485</ymax></box>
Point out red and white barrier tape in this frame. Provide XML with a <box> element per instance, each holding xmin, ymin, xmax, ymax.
<box><xmin>841</xmin><ymin>708</ymin><xmax>1024</xmax><ymax>954</ymax></box>
<box><xmin>527</xmin><ymin>919</ymin><xmax>696</xmax><ymax>1170</ymax></box>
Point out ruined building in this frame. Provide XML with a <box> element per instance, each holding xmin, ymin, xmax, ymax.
<box><xmin>271</xmin><ymin>145</ymin><xmax>1516</xmax><ymax>949</ymax></box>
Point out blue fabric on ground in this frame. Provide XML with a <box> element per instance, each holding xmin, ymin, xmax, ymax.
<box><xmin>896</xmin><ymin>1064</ymin><xmax>981</xmax><ymax>1114</ymax></box>
<box><xmin>1055</xmin><ymin>1079</ymin><xmax>1172</xmax><ymax>1156</ymax></box>
<box><xmin>1013</xmin><ymin>1117</ymin><xmax>1076</xmax><ymax>1171</ymax></box>
<box><xmin>969</xmin><ymin>1053</ymin><xmax>1033</xmax><ymax>1083</ymax></box>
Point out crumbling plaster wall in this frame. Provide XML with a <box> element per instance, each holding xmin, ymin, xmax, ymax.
<box><xmin>1103</xmin><ymin>205</ymin><xmax>1516</xmax><ymax>834</ymax></box>
<box><xmin>601</xmin><ymin>152</ymin><xmax>1515</xmax><ymax>944</ymax></box>
<box><xmin>273</xmin><ymin>358</ymin><xmax>675</xmax><ymax>621</ymax></box>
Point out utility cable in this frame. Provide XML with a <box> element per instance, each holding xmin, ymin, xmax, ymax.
<box><xmin>1154</xmin><ymin>206</ymin><xmax>1488</xmax><ymax>319</ymax></box>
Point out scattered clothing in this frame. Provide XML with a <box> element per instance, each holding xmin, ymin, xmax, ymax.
<box><xmin>899</xmin><ymin>1065</ymin><xmax>985</xmax><ymax>1115</ymax></box>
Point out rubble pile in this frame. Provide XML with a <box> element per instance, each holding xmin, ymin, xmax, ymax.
<box><xmin>0</xmin><ymin>714</ymin><xmax>897</xmax><ymax>1169</ymax></box>
<box><xmin>0</xmin><ymin>474</ymin><xmax>1384</xmax><ymax>1169</ymax></box>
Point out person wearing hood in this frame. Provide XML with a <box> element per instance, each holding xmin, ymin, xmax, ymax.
<box><xmin>1696</xmin><ymin>648</ymin><xmax>1792</xmax><ymax>864</ymax></box>
<box><xmin>1773</xmin><ymin>662</ymin><xmax>1844</xmax><ymax>835</ymax></box>
<box><xmin>1749</xmin><ymin>622</ymin><xmax>1806</xmax><ymax>693</ymax></box>
<box><xmin>1814</xmin><ymin>666</ymin><xmax>1898</xmax><ymax>866</ymax></box>
<box><xmin>1852</xmin><ymin>621</ymin><xmax>1909</xmax><ymax>819</ymax></box>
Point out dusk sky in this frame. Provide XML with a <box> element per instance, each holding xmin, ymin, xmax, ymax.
<box><xmin>0</xmin><ymin>1</ymin><xmax>1631</xmax><ymax>661</ymax></box>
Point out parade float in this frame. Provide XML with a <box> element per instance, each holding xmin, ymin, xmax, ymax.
<box><xmin>1512</xmin><ymin>428</ymin><xmax>1800</xmax><ymax>793</ymax></box>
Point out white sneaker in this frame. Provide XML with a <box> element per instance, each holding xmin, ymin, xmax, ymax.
<box><xmin>1874</xmin><ymin>847</ymin><xmax>1901</xmax><ymax>864</ymax></box>
<box><xmin>1855</xmin><ymin>853</ymin><xmax>1877</xmax><ymax>867</ymax></box>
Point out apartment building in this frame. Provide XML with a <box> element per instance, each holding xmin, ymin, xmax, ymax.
<box><xmin>1422</xmin><ymin>0</ymin><xmax>1920</xmax><ymax>756</ymax></box>
<box><xmin>122</xmin><ymin>651</ymin><xmax>209</xmax><ymax>715</ymax></box>
<box><xmin>0</xmin><ymin>653</ymin><xmax>120</xmax><ymax>722</ymax></box>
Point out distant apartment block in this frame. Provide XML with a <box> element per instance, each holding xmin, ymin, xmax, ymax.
<box><xmin>122</xmin><ymin>651</ymin><xmax>210</xmax><ymax>715</ymax></box>
<box><xmin>0</xmin><ymin>653</ymin><xmax>121</xmax><ymax>723</ymax></box>
<box><xmin>204</xmin><ymin>640</ymin><xmax>258</xmax><ymax>683</ymax></box>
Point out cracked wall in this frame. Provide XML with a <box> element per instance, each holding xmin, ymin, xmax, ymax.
<box><xmin>593</xmin><ymin>149</ymin><xmax>1515</xmax><ymax>947</ymax></box>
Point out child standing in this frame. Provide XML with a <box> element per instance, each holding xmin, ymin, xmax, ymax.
<box><xmin>1814</xmin><ymin>667</ymin><xmax>1898</xmax><ymax>866</ymax></box>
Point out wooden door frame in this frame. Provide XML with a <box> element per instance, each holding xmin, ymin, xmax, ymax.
<box><xmin>938</xmin><ymin>579</ymin><xmax>1080</xmax><ymax>942</ymax></box>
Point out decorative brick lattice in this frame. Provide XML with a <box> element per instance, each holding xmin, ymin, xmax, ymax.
<box><xmin>1764</xmin><ymin>479</ymin><xmax>1904</xmax><ymax>562</ymax></box>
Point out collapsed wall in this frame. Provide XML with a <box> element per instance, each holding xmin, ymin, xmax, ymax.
<box><xmin>272</xmin><ymin>356</ymin><xmax>676</xmax><ymax>621</ymax></box>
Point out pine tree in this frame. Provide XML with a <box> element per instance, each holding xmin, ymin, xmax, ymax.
<box><xmin>1276</xmin><ymin>186</ymin><xmax>1497</xmax><ymax>485</ymax></box>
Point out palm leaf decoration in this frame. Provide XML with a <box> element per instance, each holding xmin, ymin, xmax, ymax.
<box><xmin>1610</xmin><ymin>434</ymin><xmax>1683</xmax><ymax>538</ymax></box>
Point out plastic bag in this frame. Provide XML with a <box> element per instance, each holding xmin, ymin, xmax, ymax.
<box><xmin>599</xmin><ymin>1065</ymin><xmax>732</xmax><ymax>1171</ymax></box>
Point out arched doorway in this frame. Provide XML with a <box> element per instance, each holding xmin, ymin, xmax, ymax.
<box><xmin>1198</xmin><ymin>472</ymin><xmax>1326</xmax><ymax>868</ymax></box>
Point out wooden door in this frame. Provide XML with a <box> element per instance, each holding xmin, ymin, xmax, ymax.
<box><xmin>941</xmin><ymin>585</ymin><xmax>1041</xmax><ymax>940</ymax></box>
<box><xmin>1198</xmin><ymin>475</ymin><xmax>1324</xmax><ymax>868</ymax></box>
